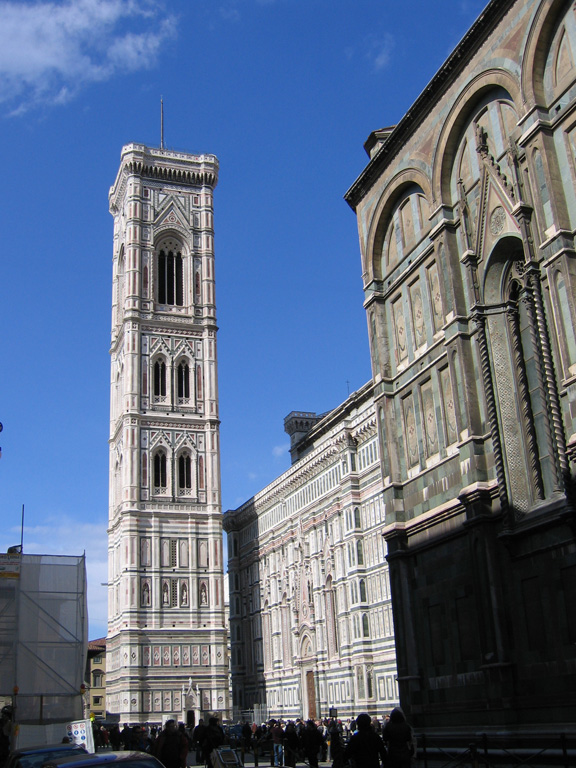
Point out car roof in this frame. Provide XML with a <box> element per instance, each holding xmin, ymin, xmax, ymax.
<box><xmin>11</xmin><ymin>746</ymin><xmax>85</xmax><ymax>757</ymax></box>
<box><xmin>43</xmin><ymin>751</ymin><xmax>164</xmax><ymax>768</ymax></box>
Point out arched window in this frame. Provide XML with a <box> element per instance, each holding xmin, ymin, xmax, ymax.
<box><xmin>153</xmin><ymin>359</ymin><xmax>166</xmax><ymax>401</ymax></box>
<box><xmin>362</xmin><ymin>613</ymin><xmax>370</xmax><ymax>638</ymax></box>
<box><xmin>158</xmin><ymin>248</ymin><xmax>183</xmax><ymax>306</ymax></box>
<box><xmin>154</xmin><ymin>451</ymin><xmax>167</xmax><ymax>491</ymax></box>
<box><xmin>354</xmin><ymin>507</ymin><xmax>361</xmax><ymax>528</ymax></box>
<box><xmin>359</xmin><ymin>579</ymin><xmax>367</xmax><ymax>602</ymax></box>
<box><xmin>178</xmin><ymin>452</ymin><xmax>192</xmax><ymax>494</ymax></box>
<box><xmin>357</xmin><ymin>540</ymin><xmax>364</xmax><ymax>566</ymax></box>
<box><xmin>177</xmin><ymin>361</ymin><xmax>190</xmax><ymax>401</ymax></box>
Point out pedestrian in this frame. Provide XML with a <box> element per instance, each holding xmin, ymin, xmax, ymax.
<box><xmin>192</xmin><ymin>719</ymin><xmax>206</xmax><ymax>765</ymax></box>
<box><xmin>154</xmin><ymin>720</ymin><xmax>188</xmax><ymax>768</ymax></box>
<box><xmin>382</xmin><ymin>708</ymin><xmax>415</xmax><ymax>768</ymax></box>
<box><xmin>201</xmin><ymin>717</ymin><xmax>225</xmax><ymax>768</ymax></box>
<box><xmin>283</xmin><ymin>722</ymin><xmax>299</xmax><ymax>768</ymax></box>
<box><xmin>344</xmin><ymin>713</ymin><xmax>387</xmax><ymax>768</ymax></box>
<box><xmin>328</xmin><ymin>720</ymin><xmax>345</xmax><ymax>768</ymax></box>
<box><xmin>300</xmin><ymin>719</ymin><xmax>324</xmax><ymax>768</ymax></box>
<box><xmin>242</xmin><ymin>722</ymin><xmax>253</xmax><ymax>754</ymax></box>
<box><xmin>120</xmin><ymin>723</ymin><xmax>132</xmax><ymax>750</ymax></box>
<box><xmin>109</xmin><ymin>725</ymin><xmax>121</xmax><ymax>751</ymax></box>
<box><xmin>269</xmin><ymin>720</ymin><xmax>284</xmax><ymax>767</ymax></box>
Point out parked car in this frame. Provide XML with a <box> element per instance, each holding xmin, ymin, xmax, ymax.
<box><xmin>42</xmin><ymin>751</ymin><xmax>164</xmax><ymax>768</ymax></box>
<box><xmin>5</xmin><ymin>743</ymin><xmax>87</xmax><ymax>768</ymax></box>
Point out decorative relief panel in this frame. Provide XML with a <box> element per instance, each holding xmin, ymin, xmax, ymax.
<box><xmin>426</xmin><ymin>261</ymin><xmax>444</xmax><ymax>334</ymax></box>
<box><xmin>420</xmin><ymin>380</ymin><xmax>439</xmax><ymax>457</ymax></box>
<box><xmin>440</xmin><ymin>367</ymin><xmax>458</xmax><ymax>446</ymax></box>
<box><xmin>402</xmin><ymin>394</ymin><xmax>419</xmax><ymax>468</ymax></box>
<box><xmin>392</xmin><ymin>297</ymin><xmax>408</xmax><ymax>364</ymax></box>
<box><xmin>409</xmin><ymin>280</ymin><xmax>425</xmax><ymax>349</ymax></box>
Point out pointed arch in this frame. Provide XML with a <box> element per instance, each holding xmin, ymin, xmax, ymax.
<box><xmin>367</xmin><ymin>170</ymin><xmax>433</xmax><ymax>282</ymax></box>
<box><xmin>479</xmin><ymin>236</ymin><xmax>560</xmax><ymax>514</ymax></box>
<box><xmin>153</xmin><ymin>448</ymin><xmax>168</xmax><ymax>493</ymax></box>
<box><xmin>522</xmin><ymin>0</ymin><xmax>576</xmax><ymax>107</ymax></box>
<box><xmin>433</xmin><ymin>73</ymin><xmax>521</xmax><ymax>205</ymax></box>
<box><xmin>152</xmin><ymin>356</ymin><xmax>167</xmax><ymax>402</ymax></box>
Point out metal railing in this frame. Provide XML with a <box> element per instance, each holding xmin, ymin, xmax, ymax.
<box><xmin>416</xmin><ymin>732</ymin><xmax>575</xmax><ymax>768</ymax></box>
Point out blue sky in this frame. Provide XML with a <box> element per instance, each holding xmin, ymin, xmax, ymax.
<box><xmin>0</xmin><ymin>0</ymin><xmax>486</xmax><ymax>639</ymax></box>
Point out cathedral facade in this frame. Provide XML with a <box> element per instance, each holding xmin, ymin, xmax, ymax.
<box><xmin>346</xmin><ymin>0</ymin><xmax>576</xmax><ymax>733</ymax></box>
<box><xmin>223</xmin><ymin>383</ymin><xmax>399</xmax><ymax>722</ymax></box>
<box><xmin>106</xmin><ymin>144</ymin><xmax>228</xmax><ymax>723</ymax></box>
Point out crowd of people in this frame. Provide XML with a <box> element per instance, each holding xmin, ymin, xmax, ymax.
<box><xmin>89</xmin><ymin>707</ymin><xmax>414</xmax><ymax>768</ymax></box>
<box><xmin>223</xmin><ymin>708</ymin><xmax>414</xmax><ymax>768</ymax></box>
<box><xmin>92</xmin><ymin>718</ymin><xmax>225</xmax><ymax>768</ymax></box>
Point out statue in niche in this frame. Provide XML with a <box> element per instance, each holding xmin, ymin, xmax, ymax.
<box><xmin>162</xmin><ymin>581</ymin><xmax>170</xmax><ymax>606</ymax></box>
<box><xmin>181</xmin><ymin>581</ymin><xmax>188</xmax><ymax>606</ymax></box>
<box><xmin>142</xmin><ymin>580</ymin><xmax>150</xmax><ymax>606</ymax></box>
<box><xmin>200</xmin><ymin>582</ymin><xmax>208</xmax><ymax>605</ymax></box>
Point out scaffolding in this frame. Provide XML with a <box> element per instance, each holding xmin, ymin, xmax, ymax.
<box><xmin>0</xmin><ymin>553</ymin><xmax>88</xmax><ymax>725</ymax></box>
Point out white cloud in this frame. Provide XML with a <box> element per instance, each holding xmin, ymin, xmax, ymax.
<box><xmin>219</xmin><ymin>4</ymin><xmax>240</xmax><ymax>23</ymax></box>
<box><xmin>272</xmin><ymin>443</ymin><xmax>289</xmax><ymax>458</ymax></box>
<box><xmin>0</xmin><ymin>0</ymin><xmax>176</xmax><ymax>114</ymax></box>
<box><xmin>366</xmin><ymin>33</ymin><xmax>395</xmax><ymax>72</ymax></box>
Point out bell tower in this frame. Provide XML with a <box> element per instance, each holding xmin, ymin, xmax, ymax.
<box><xmin>106</xmin><ymin>143</ymin><xmax>228</xmax><ymax>722</ymax></box>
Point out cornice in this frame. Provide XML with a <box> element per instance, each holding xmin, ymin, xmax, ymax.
<box><xmin>109</xmin><ymin>143</ymin><xmax>219</xmax><ymax>212</ymax></box>
<box><xmin>123</xmin><ymin>160</ymin><xmax>216</xmax><ymax>188</ymax></box>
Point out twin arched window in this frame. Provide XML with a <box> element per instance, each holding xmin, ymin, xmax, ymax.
<box><xmin>152</xmin><ymin>358</ymin><xmax>192</xmax><ymax>404</ymax></box>
<box><xmin>152</xmin><ymin>449</ymin><xmax>195</xmax><ymax>496</ymax></box>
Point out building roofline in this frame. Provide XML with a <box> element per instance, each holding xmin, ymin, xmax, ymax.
<box><xmin>344</xmin><ymin>0</ymin><xmax>513</xmax><ymax>210</ymax></box>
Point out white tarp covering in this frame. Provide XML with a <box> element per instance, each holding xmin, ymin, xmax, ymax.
<box><xmin>0</xmin><ymin>553</ymin><xmax>88</xmax><ymax>724</ymax></box>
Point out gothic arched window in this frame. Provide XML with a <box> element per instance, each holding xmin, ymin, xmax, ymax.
<box><xmin>154</xmin><ymin>450</ymin><xmax>167</xmax><ymax>491</ymax></box>
<box><xmin>177</xmin><ymin>361</ymin><xmax>190</xmax><ymax>401</ymax></box>
<box><xmin>357</xmin><ymin>540</ymin><xmax>364</xmax><ymax>566</ymax></box>
<box><xmin>158</xmin><ymin>247</ymin><xmax>183</xmax><ymax>306</ymax></box>
<box><xmin>153</xmin><ymin>359</ymin><xmax>166</xmax><ymax>401</ymax></box>
<box><xmin>178</xmin><ymin>452</ymin><xmax>192</xmax><ymax>494</ymax></box>
<box><xmin>362</xmin><ymin>613</ymin><xmax>370</xmax><ymax>637</ymax></box>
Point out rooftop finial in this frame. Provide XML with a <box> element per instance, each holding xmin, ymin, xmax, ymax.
<box><xmin>160</xmin><ymin>97</ymin><xmax>164</xmax><ymax>150</ymax></box>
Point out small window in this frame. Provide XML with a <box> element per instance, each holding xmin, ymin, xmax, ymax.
<box><xmin>92</xmin><ymin>671</ymin><xmax>103</xmax><ymax>687</ymax></box>
<box><xmin>357</xmin><ymin>540</ymin><xmax>364</xmax><ymax>566</ymax></box>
